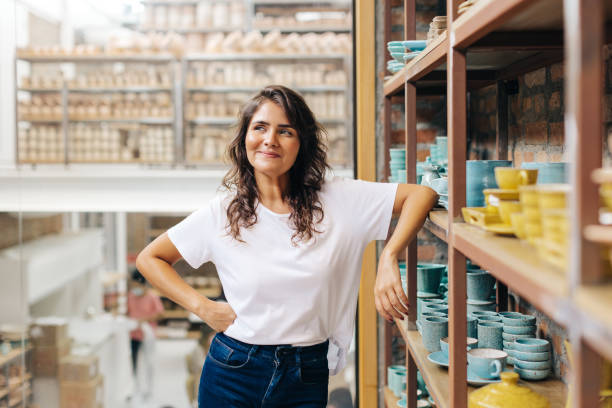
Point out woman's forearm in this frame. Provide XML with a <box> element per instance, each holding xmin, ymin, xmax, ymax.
<box><xmin>135</xmin><ymin>255</ymin><xmax>212</xmax><ymax>317</ymax></box>
<box><xmin>383</xmin><ymin>186</ymin><xmax>438</xmax><ymax>258</ymax></box>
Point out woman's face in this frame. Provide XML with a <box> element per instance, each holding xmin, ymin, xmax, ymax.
<box><xmin>245</xmin><ymin>101</ymin><xmax>300</xmax><ymax>179</ymax></box>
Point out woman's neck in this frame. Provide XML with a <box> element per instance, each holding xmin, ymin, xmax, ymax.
<box><xmin>255</xmin><ymin>171</ymin><xmax>291</xmax><ymax>213</ymax></box>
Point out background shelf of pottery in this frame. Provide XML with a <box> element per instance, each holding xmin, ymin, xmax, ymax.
<box><xmin>14</xmin><ymin>0</ymin><xmax>354</xmax><ymax>168</ymax></box>
<box><xmin>380</xmin><ymin>0</ymin><xmax>612</xmax><ymax>407</ymax></box>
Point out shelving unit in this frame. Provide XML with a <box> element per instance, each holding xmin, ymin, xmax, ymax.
<box><xmin>383</xmin><ymin>386</ymin><xmax>400</xmax><ymax>408</ymax></box>
<box><xmin>380</xmin><ymin>0</ymin><xmax>611</xmax><ymax>406</ymax></box>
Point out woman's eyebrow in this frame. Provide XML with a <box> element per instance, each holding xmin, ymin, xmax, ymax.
<box><xmin>252</xmin><ymin>120</ymin><xmax>293</xmax><ymax>129</ymax></box>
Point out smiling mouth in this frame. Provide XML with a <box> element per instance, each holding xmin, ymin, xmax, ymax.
<box><xmin>259</xmin><ymin>151</ymin><xmax>280</xmax><ymax>158</ymax></box>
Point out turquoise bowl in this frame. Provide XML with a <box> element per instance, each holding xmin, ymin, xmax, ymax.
<box><xmin>402</xmin><ymin>40</ymin><xmax>427</xmax><ymax>51</ymax></box>
<box><xmin>467</xmin><ymin>299</ymin><xmax>496</xmax><ymax>314</ymax></box>
<box><xmin>388</xmin><ymin>41</ymin><xmax>404</xmax><ymax>47</ymax></box>
<box><xmin>416</xmin><ymin>295</ymin><xmax>443</xmax><ymax>320</ymax></box>
<box><xmin>466</xmin><ymin>160</ymin><xmax>513</xmax><ymax>207</ymax></box>
<box><xmin>512</xmin><ymin>349</ymin><xmax>550</xmax><ymax>362</ymax></box>
<box><xmin>513</xmin><ymin>338</ymin><xmax>550</xmax><ymax>353</ymax></box>
<box><xmin>403</xmin><ymin>52</ymin><xmax>420</xmax><ymax>63</ymax></box>
<box><xmin>502</xmin><ymin>332</ymin><xmax>535</xmax><ymax>342</ymax></box>
<box><xmin>521</xmin><ymin>162</ymin><xmax>568</xmax><ymax>184</ymax></box>
<box><xmin>498</xmin><ymin>311</ymin><xmax>523</xmax><ymax>318</ymax></box>
<box><xmin>503</xmin><ymin>340</ymin><xmax>514</xmax><ymax>349</ymax></box>
<box><xmin>514</xmin><ymin>367</ymin><xmax>551</xmax><ymax>381</ymax></box>
<box><xmin>514</xmin><ymin>358</ymin><xmax>551</xmax><ymax>370</ymax></box>
<box><xmin>466</xmin><ymin>270</ymin><xmax>496</xmax><ymax>301</ymax></box>
<box><xmin>501</xmin><ymin>314</ymin><xmax>536</xmax><ymax>327</ymax></box>
<box><xmin>471</xmin><ymin>311</ymin><xmax>499</xmax><ymax>318</ymax></box>
<box><xmin>478</xmin><ymin>315</ymin><xmax>502</xmax><ymax>324</ymax></box>
<box><xmin>503</xmin><ymin>325</ymin><xmax>536</xmax><ymax>335</ymax></box>
<box><xmin>423</xmin><ymin>303</ymin><xmax>448</xmax><ymax>316</ymax></box>
<box><xmin>391</xmin><ymin>52</ymin><xmax>405</xmax><ymax>63</ymax></box>
<box><xmin>388</xmin><ymin>45</ymin><xmax>406</xmax><ymax>53</ymax></box>
<box><xmin>417</xmin><ymin>263</ymin><xmax>445</xmax><ymax>293</ymax></box>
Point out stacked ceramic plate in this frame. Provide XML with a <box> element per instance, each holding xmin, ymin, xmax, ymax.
<box><xmin>387</xmin><ymin>41</ymin><xmax>427</xmax><ymax>73</ymax></box>
<box><xmin>500</xmin><ymin>312</ymin><xmax>536</xmax><ymax>365</ymax></box>
<box><xmin>389</xmin><ymin>148</ymin><xmax>406</xmax><ymax>183</ymax></box>
<box><xmin>427</xmin><ymin>16</ymin><xmax>447</xmax><ymax>44</ymax></box>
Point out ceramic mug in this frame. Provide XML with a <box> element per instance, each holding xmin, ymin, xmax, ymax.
<box><xmin>494</xmin><ymin>168</ymin><xmax>538</xmax><ymax>189</ymax></box>
<box><xmin>467</xmin><ymin>315</ymin><xmax>478</xmax><ymax>339</ymax></box>
<box><xmin>417</xmin><ymin>263</ymin><xmax>445</xmax><ymax>293</ymax></box>
<box><xmin>468</xmin><ymin>348</ymin><xmax>508</xmax><ymax>379</ymax></box>
<box><xmin>421</xmin><ymin>316</ymin><xmax>449</xmax><ymax>353</ymax></box>
<box><xmin>478</xmin><ymin>321</ymin><xmax>504</xmax><ymax>350</ymax></box>
<box><xmin>466</xmin><ymin>160</ymin><xmax>513</xmax><ymax>207</ymax></box>
<box><xmin>466</xmin><ymin>270</ymin><xmax>496</xmax><ymax>301</ymax></box>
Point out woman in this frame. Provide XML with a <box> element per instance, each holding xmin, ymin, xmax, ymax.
<box><xmin>136</xmin><ymin>85</ymin><xmax>437</xmax><ymax>407</ymax></box>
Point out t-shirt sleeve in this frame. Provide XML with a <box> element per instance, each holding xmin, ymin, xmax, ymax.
<box><xmin>167</xmin><ymin>200</ymin><xmax>218</xmax><ymax>269</ymax></box>
<box><xmin>335</xmin><ymin>177</ymin><xmax>398</xmax><ymax>242</ymax></box>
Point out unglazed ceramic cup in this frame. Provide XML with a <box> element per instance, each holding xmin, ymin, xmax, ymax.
<box><xmin>421</xmin><ymin>316</ymin><xmax>448</xmax><ymax>353</ymax></box>
<box><xmin>477</xmin><ymin>321</ymin><xmax>504</xmax><ymax>350</ymax></box>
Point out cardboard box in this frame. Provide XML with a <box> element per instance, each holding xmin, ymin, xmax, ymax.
<box><xmin>60</xmin><ymin>375</ymin><xmax>104</xmax><ymax>408</ymax></box>
<box><xmin>29</xmin><ymin>319</ymin><xmax>68</xmax><ymax>347</ymax></box>
<box><xmin>59</xmin><ymin>355</ymin><xmax>99</xmax><ymax>382</ymax></box>
<box><xmin>32</xmin><ymin>339</ymin><xmax>71</xmax><ymax>377</ymax></box>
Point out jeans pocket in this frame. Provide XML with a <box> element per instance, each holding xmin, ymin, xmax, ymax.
<box><xmin>299</xmin><ymin>357</ymin><xmax>329</xmax><ymax>385</ymax></box>
<box><xmin>207</xmin><ymin>337</ymin><xmax>251</xmax><ymax>369</ymax></box>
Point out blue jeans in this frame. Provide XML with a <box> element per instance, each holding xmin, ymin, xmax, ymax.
<box><xmin>199</xmin><ymin>332</ymin><xmax>329</xmax><ymax>407</ymax></box>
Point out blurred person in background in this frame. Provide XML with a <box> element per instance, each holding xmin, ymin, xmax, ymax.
<box><xmin>127</xmin><ymin>268</ymin><xmax>165</xmax><ymax>401</ymax></box>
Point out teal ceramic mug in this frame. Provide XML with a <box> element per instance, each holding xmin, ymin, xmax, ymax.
<box><xmin>466</xmin><ymin>160</ymin><xmax>512</xmax><ymax>207</ymax></box>
<box><xmin>467</xmin><ymin>348</ymin><xmax>507</xmax><ymax>379</ymax></box>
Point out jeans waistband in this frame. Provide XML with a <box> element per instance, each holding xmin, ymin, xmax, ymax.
<box><xmin>215</xmin><ymin>332</ymin><xmax>329</xmax><ymax>361</ymax></box>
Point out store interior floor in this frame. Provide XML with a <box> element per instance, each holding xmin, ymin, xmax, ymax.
<box><xmin>124</xmin><ymin>338</ymin><xmax>197</xmax><ymax>408</ymax></box>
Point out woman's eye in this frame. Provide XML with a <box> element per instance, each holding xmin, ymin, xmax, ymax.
<box><xmin>254</xmin><ymin>125</ymin><xmax>265</xmax><ymax>131</ymax></box>
<box><xmin>280</xmin><ymin>129</ymin><xmax>293</xmax><ymax>136</ymax></box>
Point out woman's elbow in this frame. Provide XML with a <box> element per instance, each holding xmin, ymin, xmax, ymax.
<box><xmin>419</xmin><ymin>185</ymin><xmax>438</xmax><ymax>207</ymax></box>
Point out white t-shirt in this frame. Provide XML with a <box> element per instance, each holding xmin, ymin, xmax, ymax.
<box><xmin>167</xmin><ymin>176</ymin><xmax>398</xmax><ymax>375</ymax></box>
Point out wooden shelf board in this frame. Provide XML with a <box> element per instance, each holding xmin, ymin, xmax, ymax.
<box><xmin>383</xmin><ymin>69</ymin><xmax>405</xmax><ymax>97</ymax></box>
<box><xmin>425</xmin><ymin>210</ymin><xmax>449</xmax><ymax>242</ymax></box>
<box><xmin>384</xmin><ymin>386</ymin><xmax>400</xmax><ymax>407</ymax></box>
<box><xmin>395</xmin><ymin>318</ymin><xmax>567</xmax><ymax>407</ymax></box>
<box><xmin>0</xmin><ymin>347</ymin><xmax>31</xmax><ymax>367</ymax></box>
<box><xmin>451</xmin><ymin>222</ymin><xmax>569</xmax><ymax>325</ymax></box>
<box><xmin>575</xmin><ymin>285</ymin><xmax>612</xmax><ymax>362</ymax></box>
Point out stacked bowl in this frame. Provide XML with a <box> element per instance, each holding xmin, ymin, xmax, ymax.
<box><xmin>386</xmin><ymin>41</ymin><xmax>427</xmax><ymax>73</ymax></box>
<box><xmin>511</xmin><ymin>338</ymin><xmax>551</xmax><ymax>381</ymax></box>
<box><xmin>535</xmin><ymin>184</ymin><xmax>571</xmax><ymax>269</ymax></box>
<box><xmin>389</xmin><ymin>148</ymin><xmax>406</xmax><ymax>183</ymax></box>
<box><xmin>500</xmin><ymin>312</ymin><xmax>536</xmax><ymax>365</ymax></box>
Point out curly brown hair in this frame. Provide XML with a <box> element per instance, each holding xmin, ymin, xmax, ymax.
<box><xmin>222</xmin><ymin>85</ymin><xmax>330</xmax><ymax>244</ymax></box>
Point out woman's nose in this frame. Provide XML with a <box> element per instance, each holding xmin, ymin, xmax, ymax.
<box><xmin>263</xmin><ymin>130</ymin><xmax>279</xmax><ymax>146</ymax></box>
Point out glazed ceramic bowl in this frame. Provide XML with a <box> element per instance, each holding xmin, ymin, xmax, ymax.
<box><xmin>514</xmin><ymin>367</ymin><xmax>550</xmax><ymax>381</ymax></box>
<box><xmin>467</xmin><ymin>299</ymin><xmax>496</xmax><ymax>314</ymax></box>
<box><xmin>423</xmin><ymin>304</ymin><xmax>448</xmax><ymax>315</ymax></box>
<box><xmin>513</xmin><ymin>338</ymin><xmax>550</xmax><ymax>353</ymax></box>
<box><xmin>503</xmin><ymin>325</ymin><xmax>537</xmax><ymax>335</ymax></box>
<box><xmin>494</xmin><ymin>168</ymin><xmax>538</xmax><ymax>189</ymax></box>
<box><xmin>388</xmin><ymin>45</ymin><xmax>406</xmax><ymax>53</ymax></box>
<box><xmin>503</xmin><ymin>340</ymin><xmax>514</xmax><ymax>349</ymax></box>
<box><xmin>402</xmin><ymin>40</ymin><xmax>427</xmax><ymax>51</ymax></box>
<box><xmin>499</xmin><ymin>311</ymin><xmax>523</xmax><ymax>318</ymax></box>
<box><xmin>391</xmin><ymin>52</ymin><xmax>406</xmax><ymax>63</ymax></box>
<box><xmin>471</xmin><ymin>311</ymin><xmax>499</xmax><ymax>318</ymax></box>
<box><xmin>513</xmin><ymin>358</ymin><xmax>551</xmax><ymax>370</ymax></box>
<box><xmin>498</xmin><ymin>200</ymin><xmax>522</xmax><ymax>225</ymax></box>
<box><xmin>502</xmin><ymin>332</ymin><xmax>535</xmax><ymax>342</ymax></box>
<box><xmin>501</xmin><ymin>314</ymin><xmax>536</xmax><ymax>327</ymax></box>
<box><xmin>512</xmin><ymin>349</ymin><xmax>550</xmax><ymax>362</ymax></box>
<box><xmin>478</xmin><ymin>315</ymin><xmax>503</xmax><ymax>323</ymax></box>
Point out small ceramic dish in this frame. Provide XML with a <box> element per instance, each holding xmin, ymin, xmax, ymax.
<box><xmin>513</xmin><ymin>338</ymin><xmax>550</xmax><ymax>353</ymax></box>
<box><xmin>402</xmin><ymin>40</ymin><xmax>427</xmax><ymax>51</ymax></box>
<box><xmin>513</xmin><ymin>358</ymin><xmax>551</xmax><ymax>370</ymax></box>
<box><xmin>503</xmin><ymin>325</ymin><xmax>536</xmax><ymax>335</ymax></box>
<box><xmin>501</xmin><ymin>314</ymin><xmax>536</xmax><ymax>327</ymax></box>
<box><xmin>512</xmin><ymin>350</ymin><xmax>550</xmax><ymax>362</ymax></box>
<box><xmin>514</xmin><ymin>367</ymin><xmax>551</xmax><ymax>381</ymax></box>
<box><xmin>403</xmin><ymin>52</ymin><xmax>421</xmax><ymax>63</ymax></box>
<box><xmin>502</xmin><ymin>332</ymin><xmax>535</xmax><ymax>342</ymax></box>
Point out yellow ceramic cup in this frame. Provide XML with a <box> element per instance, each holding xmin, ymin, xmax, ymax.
<box><xmin>600</xmin><ymin>187</ymin><xmax>612</xmax><ymax>211</ymax></box>
<box><xmin>538</xmin><ymin>184</ymin><xmax>570</xmax><ymax>210</ymax></box>
<box><xmin>519</xmin><ymin>185</ymin><xmax>539</xmax><ymax>207</ymax></box>
<box><xmin>495</xmin><ymin>168</ymin><xmax>539</xmax><ymax>189</ymax></box>
<box><xmin>510</xmin><ymin>212</ymin><xmax>527</xmax><ymax>240</ymax></box>
<box><xmin>523</xmin><ymin>206</ymin><xmax>541</xmax><ymax>223</ymax></box>
<box><xmin>525</xmin><ymin>221</ymin><xmax>542</xmax><ymax>240</ymax></box>
<box><xmin>498</xmin><ymin>200</ymin><xmax>522</xmax><ymax>225</ymax></box>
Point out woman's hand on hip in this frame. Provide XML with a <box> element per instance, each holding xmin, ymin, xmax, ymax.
<box><xmin>198</xmin><ymin>300</ymin><xmax>237</xmax><ymax>332</ymax></box>
<box><xmin>374</xmin><ymin>249</ymin><xmax>409</xmax><ymax>323</ymax></box>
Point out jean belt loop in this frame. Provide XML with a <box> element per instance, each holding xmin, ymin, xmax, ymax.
<box><xmin>296</xmin><ymin>346</ymin><xmax>302</xmax><ymax>366</ymax></box>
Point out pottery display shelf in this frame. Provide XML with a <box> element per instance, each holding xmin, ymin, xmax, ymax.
<box><xmin>384</xmin><ymin>386</ymin><xmax>401</xmax><ymax>408</ymax></box>
<box><xmin>393</xmin><ymin>318</ymin><xmax>567</xmax><ymax>407</ymax></box>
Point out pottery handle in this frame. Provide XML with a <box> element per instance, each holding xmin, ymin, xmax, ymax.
<box><xmin>491</xmin><ymin>360</ymin><xmax>502</xmax><ymax>377</ymax></box>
